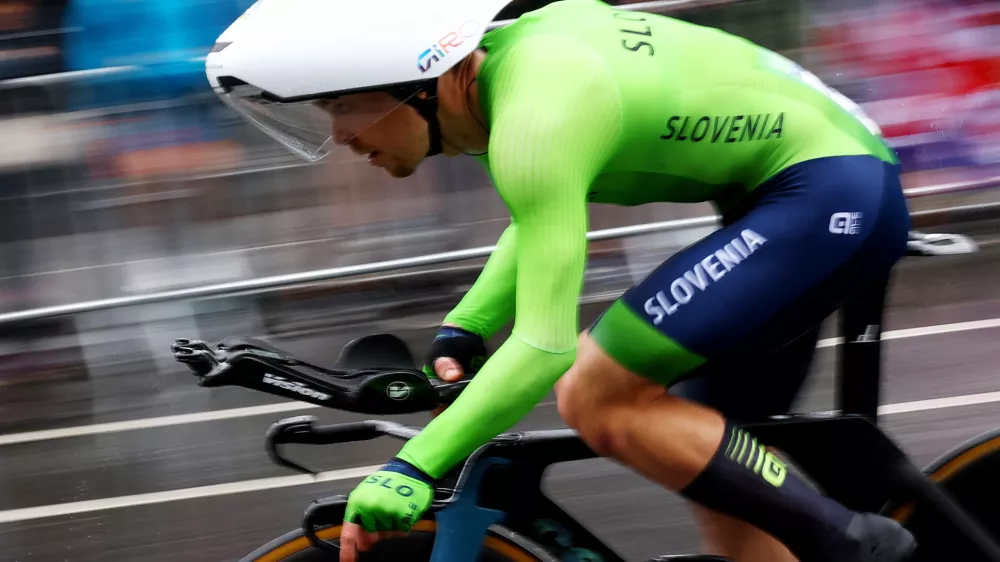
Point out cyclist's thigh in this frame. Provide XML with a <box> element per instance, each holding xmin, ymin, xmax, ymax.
<box><xmin>589</xmin><ymin>154</ymin><xmax>910</xmax><ymax>417</ymax></box>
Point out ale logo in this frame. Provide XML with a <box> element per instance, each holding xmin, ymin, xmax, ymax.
<box><xmin>387</xmin><ymin>382</ymin><xmax>411</xmax><ymax>401</ymax></box>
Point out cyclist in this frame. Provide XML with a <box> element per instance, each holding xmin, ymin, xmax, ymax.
<box><xmin>206</xmin><ymin>0</ymin><xmax>916</xmax><ymax>560</ymax></box>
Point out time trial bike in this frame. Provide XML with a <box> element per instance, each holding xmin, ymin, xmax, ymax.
<box><xmin>171</xmin><ymin>229</ymin><xmax>1000</xmax><ymax>562</ymax></box>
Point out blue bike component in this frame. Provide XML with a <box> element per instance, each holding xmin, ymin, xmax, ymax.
<box><xmin>430</xmin><ymin>456</ymin><xmax>511</xmax><ymax>562</ymax></box>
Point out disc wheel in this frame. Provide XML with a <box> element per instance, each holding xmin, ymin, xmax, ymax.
<box><xmin>884</xmin><ymin>428</ymin><xmax>1000</xmax><ymax>562</ymax></box>
<box><xmin>240</xmin><ymin>520</ymin><xmax>546</xmax><ymax>561</ymax></box>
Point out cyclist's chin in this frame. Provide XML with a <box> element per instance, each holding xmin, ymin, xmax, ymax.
<box><xmin>384</xmin><ymin>164</ymin><xmax>414</xmax><ymax>178</ymax></box>
<box><xmin>383</xmin><ymin>159</ymin><xmax>420</xmax><ymax>178</ymax></box>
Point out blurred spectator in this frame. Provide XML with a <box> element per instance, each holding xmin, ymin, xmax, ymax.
<box><xmin>0</xmin><ymin>0</ymin><xmax>78</xmax><ymax>376</ymax></box>
<box><xmin>804</xmin><ymin>0</ymin><xmax>1000</xmax><ymax>186</ymax></box>
<box><xmin>63</xmin><ymin>0</ymin><xmax>248</xmax><ymax>181</ymax></box>
<box><xmin>61</xmin><ymin>0</ymin><xmax>249</xmax><ymax>283</ymax></box>
<box><xmin>62</xmin><ymin>0</ymin><xmax>247</xmax><ymax>102</ymax></box>
<box><xmin>0</xmin><ymin>0</ymin><xmax>66</xmax><ymax>82</ymax></box>
<box><xmin>0</xmin><ymin>0</ymin><xmax>71</xmax><ymax>311</ymax></box>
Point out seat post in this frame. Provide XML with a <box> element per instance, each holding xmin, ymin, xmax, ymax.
<box><xmin>837</xmin><ymin>276</ymin><xmax>890</xmax><ymax>423</ymax></box>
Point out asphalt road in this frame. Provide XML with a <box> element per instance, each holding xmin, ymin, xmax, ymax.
<box><xmin>1</xmin><ymin>229</ymin><xmax>999</xmax><ymax>562</ymax></box>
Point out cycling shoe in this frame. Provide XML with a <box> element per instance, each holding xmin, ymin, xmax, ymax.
<box><xmin>845</xmin><ymin>513</ymin><xmax>917</xmax><ymax>562</ymax></box>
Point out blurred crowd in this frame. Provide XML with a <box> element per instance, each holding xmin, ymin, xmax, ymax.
<box><xmin>0</xmin><ymin>0</ymin><xmax>513</xmax><ymax>311</ymax></box>
<box><xmin>0</xmin><ymin>0</ymin><xmax>997</xmax><ymax>380</ymax></box>
<box><xmin>802</xmin><ymin>0</ymin><xmax>1000</xmax><ymax>185</ymax></box>
<box><xmin>0</xmin><ymin>0</ymin><xmax>718</xmax><ymax>317</ymax></box>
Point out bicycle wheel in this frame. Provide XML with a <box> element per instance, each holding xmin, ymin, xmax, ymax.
<box><xmin>240</xmin><ymin>520</ymin><xmax>547</xmax><ymax>562</ymax></box>
<box><xmin>883</xmin><ymin>428</ymin><xmax>1000</xmax><ymax>562</ymax></box>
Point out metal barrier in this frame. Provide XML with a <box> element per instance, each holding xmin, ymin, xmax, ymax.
<box><xmin>0</xmin><ymin>195</ymin><xmax>992</xmax><ymax>327</ymax></box>
<box><xmin>0</xmin><ymin>216</ymin><xmax>719</xmax><ymax>324</ymax></box>
<box><xmin>903</xmin><ymin>176</ymin><xmax>1000</xmax><ymax>199</ymax></box>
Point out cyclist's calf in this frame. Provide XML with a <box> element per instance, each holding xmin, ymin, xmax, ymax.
<box><xmin>556</xmin><ymin>335</ymin><xmax>908</xmax><ymax>562</ymax></box>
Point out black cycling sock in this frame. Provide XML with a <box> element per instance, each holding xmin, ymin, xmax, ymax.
<box><xmin>679</xmin><ymin>421</ymin><xmax>856</xmax><ymax>562</ymax></box>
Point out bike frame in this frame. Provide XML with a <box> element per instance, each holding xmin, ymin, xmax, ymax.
<box><xmin>205</xmin><ymin>235</ymin><xmax>988</xmax><ymax>561</ymax></box>
<box><xmin>169</xmin><ymin>228</ymin><xmax>986</xmax><ymax>560</ymax></box>
<box><xmin>401</xmin><ymin>275</ymin><xmax>1000</xmax><ymax>562</ymax></box>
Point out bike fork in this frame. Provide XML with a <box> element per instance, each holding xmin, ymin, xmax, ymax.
<box><xmin>430</xmin><ymin>458</ymin><xmax>510</xmax><ymax>562</ymax></box>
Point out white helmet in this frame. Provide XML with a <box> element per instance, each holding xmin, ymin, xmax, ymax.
<box><xmin>206</xmin><ymin>0</ymin><xmax>517</xmax><ymax>162</ymax></box>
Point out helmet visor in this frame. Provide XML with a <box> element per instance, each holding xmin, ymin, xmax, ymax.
<box><xmin>217</xmin><ymin>83</ymin><xmax>421</xmax><ymax>163</ymax></box>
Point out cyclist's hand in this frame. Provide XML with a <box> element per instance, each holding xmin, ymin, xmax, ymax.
<box><xmin>423</xmin><ymin>325</ymin><xmax>487</xmax><ymax>418</ymax></box>
<box><xmin>423</xmin><ymin>325</ymin><xmax>487</xmax><ymax>383</ymax></box>
<box><xmin>340</xmin><ymin>459</ymin><xmax>435</xmax><ymax>562</ymax></box>
<box><xmin>339</xmin><ymin>525</ymin><xmax>403</xmax><ymax>562</ymax></box>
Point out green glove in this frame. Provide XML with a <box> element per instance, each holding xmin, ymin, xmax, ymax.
<box><xmin>344</xmin><ymin>458</ymin><xmax>435</xmax><ymax>532</ymax></box>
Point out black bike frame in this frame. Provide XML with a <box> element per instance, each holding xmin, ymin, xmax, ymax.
<box><xmin>229</xmin><ymin>258</ymin><xmax>996</xmax><ymax>560</ymax></box>
<box><xmin>837</xmin><ymin>275</ymin><xmax>888</xmax><ymax>422</ymax></box>
<box><xmin>409</xmin><ymin>274</ymin><xmax>1000</xmax><ymax>562</ymax></box>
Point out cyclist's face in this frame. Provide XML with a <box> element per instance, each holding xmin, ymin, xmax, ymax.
<box><xmin>325</xmin><ymin>92</ymin><xmax>429</xmax><ymax>178</ymax></box>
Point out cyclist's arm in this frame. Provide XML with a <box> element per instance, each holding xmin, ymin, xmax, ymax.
<box><xmin>441</xmin><ymin>222</ymin><xmax>518</xmax><ymax>339</ymax></box>
<box><xmin>398</xmin><ymin>35</ymin><xmax>622</xmax><ymax>478</ymax></box>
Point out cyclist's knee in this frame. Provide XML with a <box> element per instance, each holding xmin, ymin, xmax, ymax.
<box><xmin>556</xmin><ymin>332</ymin><xmax>662</xmax><ymax>455</ymax></box>
<box><xmin>555</xmin><ymin>374</ymin><xmax>618</xmax><ymax>457</ymax></box>
<box><xmin>554</xmin><ymin>344</ymin><xmax>597</xmax><ymax>435</ymax></box>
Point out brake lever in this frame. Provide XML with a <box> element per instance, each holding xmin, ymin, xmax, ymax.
<box><xmin>303</xmin><ymin>495</ymin><xmax>350</xmax><ymax>554</ymax></box>
<box><xmin>431</xmin><ymin>378</ymin><xmax>472</xmax><ymax>405</ymax></box>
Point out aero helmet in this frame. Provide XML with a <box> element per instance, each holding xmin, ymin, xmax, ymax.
<box><xmin>205</xmin><ymin>0</ymin><xmax>518</xmax><ymax>162</ymax></box>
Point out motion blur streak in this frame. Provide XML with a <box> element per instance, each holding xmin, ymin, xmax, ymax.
<box><xmin>0</xmin><ymin>0</ymin><xmax>999</xmax><ymax>561</ymax></box>
<box><xmin>0</xmin><ymin>464</ymin><xmax>384</xmax><ymax>524</ymax></box>
<box><xmin>2</xmin><ymin>381</ymin><xmax>1000</xmax><ymax>525</ymax></box>
<box><xmin>0</xmin><ymin>315</ymin><xmax>997</xmax><ymax>446</ymax></box>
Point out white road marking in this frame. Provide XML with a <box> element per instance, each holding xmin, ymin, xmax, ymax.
<box><xmin>1</xmin><ymin>316</ymin><xmax>999</xmax><ymax>448</ymax></box>
<box><xmin>0</xmin><ymin>464</ymin><xmax>383</xmax><ymax>524</ymax></box>
<box><xmin>879</xmin><ymin>390</ymin><xmax>1000</xmax><ymax>416</ymax></box>
<box><xmin>816</xmin><ymin>317</ymin><xmax>1000</xmax><ymax>348</ymax></box>
<box><xmin>0</xmin><ymin>402</ymin><xmax>320</xmax><ymax>446</ymax></box>
<box><xmin>2</xmin><ymin>388</ymin><xmax>1000</xmax><ymax>524</ymax></box>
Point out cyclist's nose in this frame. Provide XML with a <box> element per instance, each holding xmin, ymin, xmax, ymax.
<box><xmin>332</xmin><ymin>121</ymin><xmax>353</xmax><ymax>146</ymax></box>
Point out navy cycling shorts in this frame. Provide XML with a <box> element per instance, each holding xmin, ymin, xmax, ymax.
<box><xmin>589</xmin><ymin>154</ymin><xmax>911</xmax><ymax>420</ymax></box>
